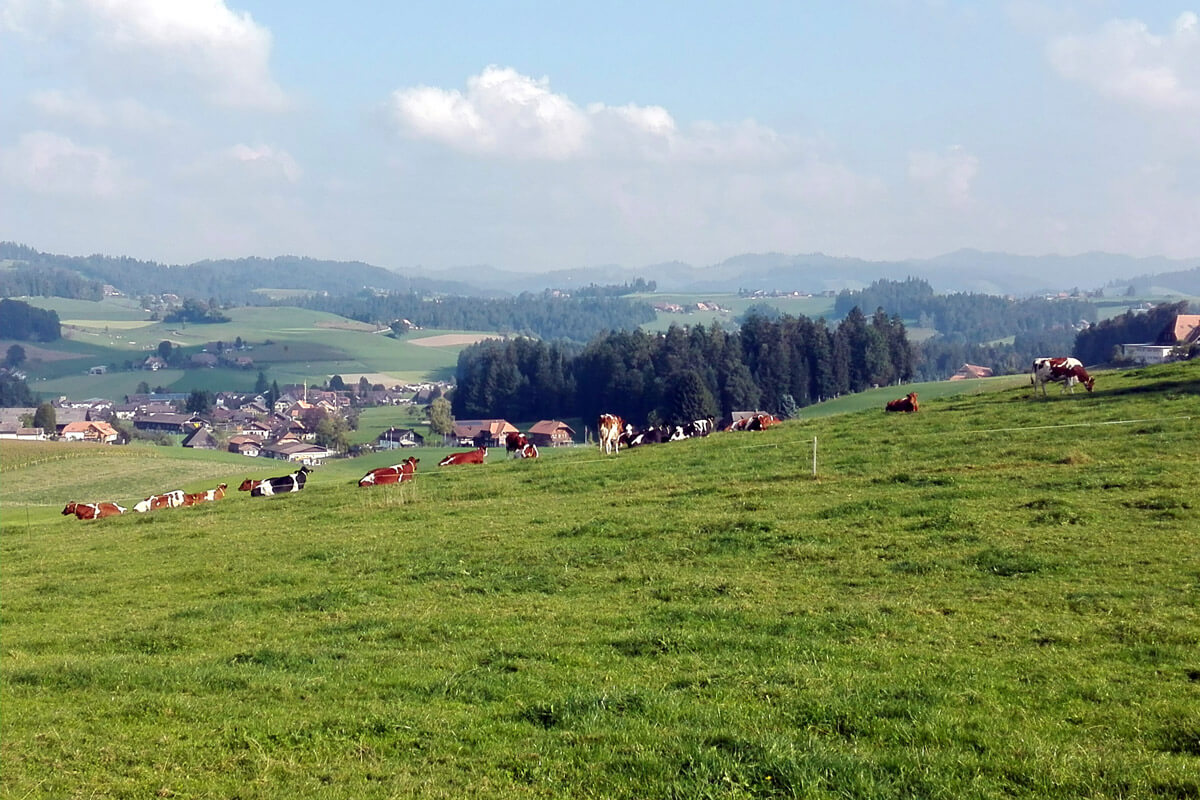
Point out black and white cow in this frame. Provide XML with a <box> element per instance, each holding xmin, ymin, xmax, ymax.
<box><xmin>250</xmin><ymin>465</ymin><xmax>312</xmax><ymax>497</ymax></box>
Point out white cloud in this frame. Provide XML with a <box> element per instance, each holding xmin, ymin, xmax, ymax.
<box><xmin>388</xmin><ymin>66</ymin><xmax>790</xmax><ymax>163</ymax></box>
<box><xmin>1048</xmin><ymin>12</ymin><xmax>1200</xmax><ymax>110</ymax></box>
<box><xmin>908</xmin><ymin>146</ymin><xmax>978</xmax><ymax>207</ymax></box>
<box><xmin>0</xmin><ymin>131</ymin><xmax>126</xmax><ymax>196</ymax></box>
<box><xmin>3</xmin><ymin>0</ymin><xmax>287</xmax><ymax>110</ymax></box>
<box><xmin>225</xmin><ymin>143</ymin><xmax>302</xmax><ymax>184</ymax></box>
<box><xmin>30</xmin><ymin>89</ymin><xmax>176</xmax><ymax>130</ymax></box>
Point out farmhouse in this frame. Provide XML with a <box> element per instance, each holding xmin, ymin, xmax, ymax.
<box><xmin>133</xmin><ymin>412</ymin><xmax>206</xmax><ymax>434</ymax></box>
<box><xmin>60</xmin><ymin>421</ymin><xmax>119</xmax><ymax>444</ymax></box>
<box><xmin>528</xmin><ymin>420</ymin><xmax>575</xmax><ymax>447</ymax></box>
<box><xmin>181</xmin><ymin>427</ymin><xmax>219</xmax><ymax>450</ymax></box>
<box><xmin>228</xmin><ymin>436</ymin><xmax>262</xmax><ymax>457</ymax></box>
<box><xmin>450</xmin><ymin>419</ymin><xmax>519</xmax><ymax>447</ymax></box>
<box><xmin>1122</xmin><ymin>314</ymin><xmax>1200</xmax><ymax>364</ymax></box>
<box><xmin>0</xmin><ymin>425</ymin><xmax>46</xmax><ymax>441</ymax></box>
<box><xmin>376</xmin><ymin>427</ymin><xmax>425</xmax><ymax>449</ymax></box>
<box><xmin>260</xmin><ymin>440</ymin><xmax>334</xmax><ymax>466</ymax></box>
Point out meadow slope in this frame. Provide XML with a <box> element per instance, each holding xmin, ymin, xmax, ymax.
<box><xmin>2</xmin><ymin>362</ymin><xmax>1198</xmax><ymax>799</ymax></box>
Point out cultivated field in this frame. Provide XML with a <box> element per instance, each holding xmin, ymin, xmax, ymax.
<box><xmin>13</xmin><ymin>298</ymin><xmax>488</xmax><ymax>398</ymax></box>
<box><xmin>2</xmin><ymin>362</ymin><xmax>1198</xmax><ymax>799</ymax></box>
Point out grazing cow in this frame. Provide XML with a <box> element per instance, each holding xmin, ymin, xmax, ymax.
<box><xmin>133</xmin><ymin>489</ymin><xmax>186</xmax><ymax>513</ymax></box>
<box><xmin>358</xmin><ymin>456</ymin><xmax>419</xmax><ymax>487</ymax></box>
<box><xmin>598</xmin><ymin>413</ymin><xmax>624</xmax><ymax>455</ymax></box>
<box><xmin>505</xmin><ymin>432</ymin><xmax>530</xmax><ymax>458</ymax></box>
<box><xmin>250</xmin><ymin>465</ymin><xmax>311</xmax><ymax>497</ymax></box>
<box><xmin>518</xmin><ymin>443</ymin><xmax>539</xmax><ymax>459</ymax></box>
<box><xmin>182</xmin><ymin>483</ymin><xmax>228</xmax><ymax>506</ymax></box>
<box><xmin>1032</xmin><ymin>357</ymin><xmax>1095</xmax><ymax>397</ymax></box>
<box><xmin>438</xmin><ymin>446</ymin><xmax>487</xmax><ymax>467</ymax></box>
<box><xmin>62</xmin><ymin>501</ymin><xmax>126</xmax><ymax>520</ymax></box>
<box><xmin>885</xmin><ymin>392</ymin><xmax>919</xmax><ymax>413</ymax></box>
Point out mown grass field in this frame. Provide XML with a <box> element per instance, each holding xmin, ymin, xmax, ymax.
<box><xmin>2</xmin><ymin>362</ymin><xmax>1199</xmax><ymax>799</ymax></box>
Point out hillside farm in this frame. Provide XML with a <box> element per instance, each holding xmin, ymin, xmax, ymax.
<box><xmin>2</xmin><ymin>361</ymin><xmax>1198</xmax><ymax>799</ymax></box>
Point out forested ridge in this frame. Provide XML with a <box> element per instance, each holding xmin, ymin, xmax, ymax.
<box><xmin>453</xmin><ymin>308</ymin><xmax>912</xmax><ymax>424</ymax></box>
<box><xmin>303</xmin><ymin>290</ymin><xmax>656</xmax><ymax>343</ymax></box>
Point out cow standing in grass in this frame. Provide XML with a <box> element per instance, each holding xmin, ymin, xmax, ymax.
<box><xmin>1032</xmin><ymin>357</ymin><xmax>1095</xmax><ymax>397</ymax></box>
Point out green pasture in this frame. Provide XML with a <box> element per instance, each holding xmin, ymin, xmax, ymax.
<box><xmin>2</xmin><ymin>361</ymin><xmax>1198</xmax><ymax>799</ymax></box>
<box><xmin>15</xmin><ymin>297</ymin><xmax>483</xmax><ymax>398</ymax></box>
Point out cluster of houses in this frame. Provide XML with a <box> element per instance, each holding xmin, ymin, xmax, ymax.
<box><xmin>0</xmin><ymin>379</ymin><xmax>579</xmax><ymax>465</ymax></box>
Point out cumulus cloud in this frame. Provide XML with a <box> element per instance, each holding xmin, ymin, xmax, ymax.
<box><xmin>388</xmin><ymin>66</ymin><xmax>790</xmax><ymax>163</ymax></box>
<box><xmin>30</xmin><ymin>89</ymin><xmax>176</xmax><ymax>130</ymax></box>
<box><xmin>3</xmin><ymin>0</ymin><xmax>287</xmax><ymax>110</ymax></box>
<box><xmin>0</xmin><ymin>131</ymin><xmax>126</xmax><ymax>196</ymax></box>
<box><xmin>908</xmin><ymin>146</ymin><xmax>978</xmax><ymax>207</ymax></box>
<box><xmin>1048</xmin><ymin>12</ymin><xmax>1200</xmax><ymax>110</ymax></box>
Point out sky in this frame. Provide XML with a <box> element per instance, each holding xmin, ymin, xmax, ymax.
<box><xmin>2</xmin><ymin>1</ymin><xmax>1200</xmax><ymax>274</ymax></box>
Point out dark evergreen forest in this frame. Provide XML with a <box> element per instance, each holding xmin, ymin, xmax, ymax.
<box><xmin>0</xmin><ymin>299</ymin><xmax>61</xmax><ymax>342</ymax></box>
<box><xmin>452</xmin><ymin>308</ymin><xmax>912</xmax><ymax>425</ymax></box>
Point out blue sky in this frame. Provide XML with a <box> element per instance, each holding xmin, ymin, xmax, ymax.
<box><xmin>2</xmin><ymin>1</ymin><xmax>1199</xmax><ymax>274</ymax></box>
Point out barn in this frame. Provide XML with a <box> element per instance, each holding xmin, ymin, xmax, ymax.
<box><xmin>528</xmin><ymin>420</ymin><xmax>575</xmax><ymax>447</ymax></box>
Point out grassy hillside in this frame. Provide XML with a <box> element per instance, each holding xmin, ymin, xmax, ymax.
<box><xmin>2</xmin><ymin>362</ymin><xmax>1198</xmax><ymax>799</ymax></box>
<box><xmin>12</xmin><ymin>297</ymin><xmax>490</xmax><ymax>398</ymax></box>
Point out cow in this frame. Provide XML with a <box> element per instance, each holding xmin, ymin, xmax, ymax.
<box><xmin>1032</xmin><ymin>357</ymin><xmax>1095</xmax><ymax>397</ymax></box>
<box><xmin>747</xmin><ymin>413</ymin><xmax>781</xmax><ymax>430</ymax></box>
<box><xmin>627</xmin><ymin>425</ymin><xmax>666</xmax><ymax>447</ymax></box>
<box><xmin>666</xmin><ymin>417</ymin><xmax>716</xmax><ymax>441</ymax></box>
<box><xmin>438</xmin><ymin>446</ymin><xmax>487</xmax><ymax>467</ymax></box>
<box><xmin>518</xmin><ymin>443</ymin><xmax>539</xmax><ymax>459</ymax></box>
<box><xmin>62</xmin><ymin>501</ymin><xmax>126</xmax><ymax>520</ymax></box>
<box><xmin>133</xmin><ymin>489</ymin><xmax>186</xmax><ymax>513</ymax></box>
<box><xmin>358</xmin><ymin>456</ymin><xmax>419</xmax><ymax>487</ymax></box>
<box><xmin>182</xmin><ymin>483</ymin><xmax>228</xmax><ymax>506</ymax></box>
<box><xmin>505</xmin><ymin>432</ymin><xmax>530</xmax><ymax>458</ymax></box>
<box><xmin>885</xmin><ymin>392</ymin><xmax>919</xmax><ymax>413</ymax></box>
<box><xmin>598</xmin><ymin>413</ymin><xmax>624</xmax><ymax>455</ymax></box>
<box><xmin>237</xmin><ymin>478</ymin><xmax>262</xmax><ymax>492</ymax></box>
<box><xmin>250</xmin><ymin>465</ymin><xmax>311</xmax><ymax>497</ymax></box>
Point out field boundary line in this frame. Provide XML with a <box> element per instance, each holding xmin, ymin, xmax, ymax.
<box><xmin>949</xmin><ymin>414</ymin><xmax>1193</xmax><ymax>436</ymax></box>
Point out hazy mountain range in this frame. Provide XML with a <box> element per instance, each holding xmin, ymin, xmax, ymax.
<box><xmin>433</xmin><ymin>250</ymin><xmax>1200</xmax><ymax>297</ymax></box>
<box><xmin>3</xmin><ymin>242</ymin><xmax>1198</xmax><ymax>300</ymax></box>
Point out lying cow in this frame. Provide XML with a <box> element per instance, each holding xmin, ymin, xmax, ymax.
<box><xmin>1031</xmin><ymin>357</ymin><xmax>1095</xmax><ymax>397</ymax></box>
<box><xmin>62</xmin><ymin>501</ymin><xmax>126</xmax><ymax>520</ymax></box>
<box><xmin>134</xmin><ymin>489</ymin><xmax>186</xmax><ymax>513</ymax></box>
<box><xmin>885</xmin><ymin>392</ymin><xmax>919</xmax><ymax>413</ymax></box>
<box><xmin>358</xmin><ymin>456</ymin><xmax>419</xmax><ymax>487</ymax></box>
<box><xmin>518</xmin><ymin>443</ymin><xmax>538</xmax><ymax>459</ymax></box>
<box><xmin>182</xmin><ymin>483</ymin><xmax>228</xmax><ymax>506</ymax></box>
<box><xmin>250</xmin><ymin>465</ymin><xmax>311</xmax><ymax>497</ymax></box>
<box><xmin>626</xmin><ymin>425</ymin><xmax>667</xmax><ymax>447</ymax></box>
<box><xmin>438</xmin><ymin>446</ymin><xmax>487</xmax><ymax>467</ymax></box>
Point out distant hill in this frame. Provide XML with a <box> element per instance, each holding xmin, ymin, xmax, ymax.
<box><xmin>4</xmin><ymin>241</ymin><xmax>1198</xmax><ymax>301</ymax></box>
<box><xmin>0</xmin><ymin>243</ymin><xmax>490</xmax><ymax>304</ymax></box>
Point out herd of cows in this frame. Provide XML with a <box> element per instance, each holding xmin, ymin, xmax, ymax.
<box><xmin>60</xmin><ymin>356</ymin><xmax>1096</xmax><ymax>520</ymax></box>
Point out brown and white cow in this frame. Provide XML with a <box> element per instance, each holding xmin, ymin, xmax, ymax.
<box><xmin>182</xmin><ymin>483</ymin><xmax>228</xmax><ymax>506</ymax></box>
<box><xmin>62</xmin><ymin>501</ymin><xmax>126</xmax><ymax>520</ymax></box>
<box><xmin>237</xmin><ymin>478</ymin><xmax>262</xmax><ymax>492</ymax></box>
<box><xmin>133</xmin><ymin>489</ymin><xmax>185</xmax><ymax>513</ymax></box>
<box><xmin>885</xmin><ymin>392</ymin><xmax>919</xmax><ymax>413</ymax></box>
<box><xmin>518</xmin><ymin>443</ymin><xmax>539</xmax><ymax>459</ymax></box>
<box><xmin>438</xmin><ymin>446</ymin><xmax>487</xmax><ymax>467</ymax></box>
<box><xmin>505</xmin><ymin>432</ymin><xmax>530</xmax><ymax>458</ymax></box>
<box><xmin>358</xmin><ymin>456</ymin><xmax>419</xmax><ymax>486</ymax></box>
<box><xmin>598</xmin><ymin>413</ymin><xmax>624</xmax><ymax>455</ymax></box>
<box><xmin>1032</xmin><ymin>357</ymin><xmax>1095</xmax><ymax>397</ymax></box>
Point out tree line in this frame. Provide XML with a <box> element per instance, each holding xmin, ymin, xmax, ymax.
<box><xmin>0</xmin><ymin>299</ymin><xmax>61</xmax><ymax>342</ymax></box>
<box><xmin>452</xmin><ymin>308</ymin><xmax>913</xmax><ymax>425</ymax></box>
